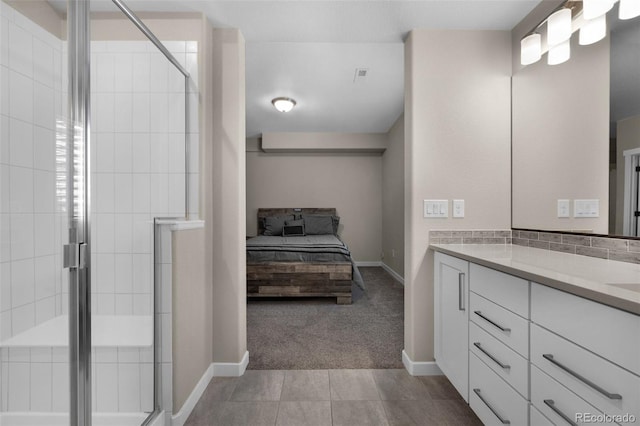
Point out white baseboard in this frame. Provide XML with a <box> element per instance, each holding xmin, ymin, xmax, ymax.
<box><xmin>380</xmin><ymin>262</ymin><xmax>404</xmax><ymax>285</ymax></box>
<box><xmin>355</xmin><ymin>261</ymin><xmax>382</xmax><ymax>267</ymax></box>
<box><xmin>0</xmin><ymin>412</ymin><xmax>149</xmax><ymax>426</ymax></box>
<box><xmin>402</xmin><ymin>350</ymin><xmax>442</xmax><ymax>376</ymax></box>
<box><xmin>171</xmin><ymin>364</ymin><xmax>215</xmax><ymax>426</ymax></box>
<box><xmin>212</xmin><ymin>350</ymin><xmax>249</xmax><ymax>377</ymax></box>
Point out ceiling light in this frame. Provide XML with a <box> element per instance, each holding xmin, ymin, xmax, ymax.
<box><xmin>582</xmin><ymin>0</ymin><xmax>614</xmax><ymax>20</ymax></box>
<box><xmin>271</xmin><ymin>97</ymin><xmax>296</xmax><ymax>113</ymax></box>
<box><xmin>579</xmin><ymin>14</ymin><xmax>606</xmax><ymax>45</ymax></box>
<box><xmin>547</xmin><ymin>8</ymin><xmax>572</xmax><ymax>46</ymax></box>
<box><xmin>548</xmin><ymin>39</ymin><xmax>570</xmax><ymax>65</ymax></box>
<box><xmin>520</xmin><ymin>33</ymin><xmax>542</xmax><ymax>65</ymax></box>
<box><xmin>619</xmin><ymin>0</ymin><xmax>640</xmax><ymax>19</ymax></box>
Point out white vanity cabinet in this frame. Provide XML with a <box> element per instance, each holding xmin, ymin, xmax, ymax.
<box><xmin>434</xmin><ymin>252</ymin><xmax>470</xmax><ymax>401</ymax></box>
<box><xmin>530</xmin><ymin>283</ymin><xmax>640</xmax><ymax>424</ymax></box>
<box><xmin>468</xmin><ymin>264</ymin><xmax>530</xmax><ymax>425</ymax></box>
<box><xmin>432</xmin><ymin>245</ymin><xmax>640</xmax><ymax>426</ymax></box>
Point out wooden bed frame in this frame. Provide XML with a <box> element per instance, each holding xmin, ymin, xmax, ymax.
<box><xmin>246</xmin><ymin>208</ymin><xmax>353</xmax><ymax>304</ymax></box>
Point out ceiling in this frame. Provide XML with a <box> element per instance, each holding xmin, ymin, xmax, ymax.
<box><xmin>52</xmin><ymin>0</ymin><xmax>542</xmax><ymax>137</ymax></box>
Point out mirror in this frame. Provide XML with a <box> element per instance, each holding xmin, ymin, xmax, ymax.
<box><xmin>512</xmin><ymin>6</ymin><xmax>640</xmax><ymax>237</ymax></box>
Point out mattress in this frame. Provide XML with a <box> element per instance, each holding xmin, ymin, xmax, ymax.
<box><xmin>246</xmin><ymin>234</ymin><xmax>365</xmax><ymax>289</ymax></box>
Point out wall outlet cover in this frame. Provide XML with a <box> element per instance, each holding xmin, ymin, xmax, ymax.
<box><xmin>557</xmin><ymin>199</ymin><xmax>570</xmax><ymax>218</ymax></box>
<box><xmin>453</xmin><ymin>199</ymin><xmax>465</xmax><ymax>218</ymax></box>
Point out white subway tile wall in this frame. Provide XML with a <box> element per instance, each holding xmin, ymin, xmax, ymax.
<box><xmin>0</xmin><ymin>2</ymin><xmax>200</xmax><ymax>417</ymax></box>
<box><xmin>0</xmin><ymin>0</ymin><xmax>65</xmax><ymax>345</ymax></box>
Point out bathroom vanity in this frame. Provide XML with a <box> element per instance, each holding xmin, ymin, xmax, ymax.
<box><xmin>432</xmin><ymin>244</ymin><xmax>640</xmax><ymax>426</ymax></box>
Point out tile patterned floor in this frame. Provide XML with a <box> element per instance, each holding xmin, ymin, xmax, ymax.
<box><xmin>185</xmin><ymin>369</ymin><xmax>482</xmax><ymax>426</ymax></box>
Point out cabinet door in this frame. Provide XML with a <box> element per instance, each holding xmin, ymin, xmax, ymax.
<box><xmin>434</xmin><ymin>252</ymin><xmax>469</xmax><ymax>401</ymax></box>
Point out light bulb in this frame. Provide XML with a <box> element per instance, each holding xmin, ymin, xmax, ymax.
<box><xmin>579</xmin><ymin>14</ymin><xmax>606</xmax><ymax>45</ymax></box>
<box><xmin>619</xmin><ymin>0</ymin><xmax>640</xmax><ymax>19</ymax></box>
<box><xmin>521</xmin><ymin>33</ymin><xmax>542</xmax><ymax>65</ymax></box>
<box><xmin>548</xmin><ymin>39</ymin><xmax>570</xmax><ymax>65</ymax></box>
<box><xmin>547</xmin><ymin>8</ymin><xmax>572</xmax><ymax>46</ymax></box>
<box><xmin>271</xmin><ymin>97</ymin><xmax>296</xmax><ymax>113</ymax></box>
<box><xmin>582</xmin><ymin>0</ymin><xmax>615</xmax><ymax>20</ymax></box>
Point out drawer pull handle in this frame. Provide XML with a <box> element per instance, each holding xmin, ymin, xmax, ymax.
<box><xmin>474</xmin><ymin>311</ymin><xmax>511</xmax><ymax>332</ymax></box>
<box><xmin>543</xmin><ymin>399</ymin><xmax>578</xmax><ymax>426</ymax></box>
<box><xmin>473</xmin><ymin>342</ymin><xmax>511</xmax><ymax>369</ymax></box>
<box><xmin>458</xmin><ymin>273</ymin><xmax>465</xmax><ymax>311</ymax></box>
<box><xmin>473</xmin><ymin>388</ymin><xmax>510</xmax><ymax>424</ymax></box>
<box><xmin>542</xmin><ymin>354</ymin><xmax>622</xmax><ymax>400</ymax></box>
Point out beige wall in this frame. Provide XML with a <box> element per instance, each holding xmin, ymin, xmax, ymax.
<box><xmin>4</xmin><ymin>0</ymin><xmax>63</xmax><ymax>38</ymax></box>
<box><xmin>404</xmin><ymin>30</ymin><xmax>511</xmax><ymax>362</ymax></box>
<box><xmin>204</xmin><ymin>27</ymin><xmax>247</xmax><ymax>364</ymax></box>
<box><xmin>615</xmin><ymin>115</ymin><xmax>640</xmax><ymax>233</ymax></box>
<box><xmin>511</xmin><ymin>3</ymin><xmax>610</xmax><ymax>233</ymax></box>
<box><xmin>262</xmin><ymin>132</ymin><xmax>387</xmax><ymax>152</ymax></box>
<box><xmin>246</xmin><ymin>134</ymin><xmax>383</xmax><ymax>262</ymax></box>
<box><xmin>382</xmin><ymin>114</ymin><xmax>404</xmax><ymax>278</ymax></box>
<box><xmin>172</xmin><ymin>228</ymin><xmax>210</xmax><ymax>412</ymax></box>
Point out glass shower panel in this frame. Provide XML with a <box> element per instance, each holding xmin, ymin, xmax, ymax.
<box><xmin>89</xmin><ymin>2</ymin><xmax>188</xmax><ymax>424</ymax></box>
<box><xmin>0</xmin><ymin>0</ymin><xmax>71</xmax><ymax>423</ymax></box>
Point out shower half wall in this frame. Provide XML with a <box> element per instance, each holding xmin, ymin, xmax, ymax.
<box><xmin>0</xmin><ymin>1</ymin><xmax>200</xmax><ymax>425</ymax></box>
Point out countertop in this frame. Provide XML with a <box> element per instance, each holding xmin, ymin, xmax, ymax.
<box><xmin>430</xmin><ymin>244</ymin><xmax>640</xmax><ymax>315</ymax></box>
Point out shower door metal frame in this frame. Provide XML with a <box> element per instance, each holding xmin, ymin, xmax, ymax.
<box><xmin>66</xmin><ymin>1</ymin><xmax>192</xmax><ymax>425</ymax></box>
<box><xmin>67</xmin><ymin>1</ymin><xmax>92</xmax><ymax>425</ymax></box>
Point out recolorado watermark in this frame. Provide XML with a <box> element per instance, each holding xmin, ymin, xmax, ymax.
<box><xmin>576</xmin><ymin>413</ymin><xmax>637</xmax><ymax>424</ymax></box>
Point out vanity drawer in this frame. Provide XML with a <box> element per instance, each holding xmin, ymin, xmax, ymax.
<box><xmin>469</xmin><ymin>352</ymin><xmax>528</xmax><ymax>426</ymax></box>
<box><xmin>531</xmin><ymin>323</ymin><xmax>640</xmax><ymax>420</ymax></box>
<box><xmin>470</xmin><ymin>292</ymin><xmax>529</xmax><ymax>357</ymax></box>
<box><xmin>469</xmin><ymin>321</ymin><xmax>528</xmax><ymax>398</ymax></box>
<box><xmin>531</xmin><ymin>282</ymin><xmax>640</xmax><ymax>376</ymax></box>
<box><xmin>470</xmin><ymin>263</ymin><xmax>529</xmax><ymax>318</ymax></box>
<box><xmin>531</xmin><ymin>365</ymin><xmax>607</xmax><ymax>426</ymax></box>
<box><xmin>530</xmin><ymin>405</ymin><xmax>554</xmax><ymax>426</ymax></box>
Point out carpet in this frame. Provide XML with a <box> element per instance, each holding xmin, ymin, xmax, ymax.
<box><xmin>247</xmin><ymin>266</ymin><xmax>404</xmax><ymax>370</ymax></box>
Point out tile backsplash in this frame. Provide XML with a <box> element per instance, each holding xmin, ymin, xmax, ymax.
<box><xmin>512</xmin><ymin>230</ymin><xmax>640</xmax><ymax>264</ymax></box>
<box><xmin>429</xmin><ymin>229</ymin><xmax>512</xmax><ymax>245</ymax></box>
<box><xmin>430</xmin><ymin>229</ymin><xmax>640</xmax><ymax>265</ymax></box>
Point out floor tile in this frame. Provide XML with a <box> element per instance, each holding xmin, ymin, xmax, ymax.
<box><xmin>419</xmin><ymin>375</ymin><xmax>462</xmax><ymax>400</ymax></box>
<box><xmin>214</xmin><ymin>401</ymin><xmax>280</xmax><ymax>425</ymax></box>
<box><xmin>331</xmin><ymin>400</ymin><xmax>389</xmax><ymax>426</ymax></box>
<box><xmin>184</xmin><ymin>400</ymin><xmax>225</xmax><ymax>426</ymax></box>
<box><xmin>201</xmin><ymin>377</ymin><xmax>238</xmax><ymax>402</ymax></box>
<box><xmin>434</xmin><ymin>399</ymin><xmax>483</xmax><ymax>425</ymax></box>
<box><xmin>382</xmin><ymin>400</ymin><xmax>449</xmax><ymax>426</ymax></box>
<box><xmin>281</xmin><ymin>370</ymin><xmax>330</xmax><ymax>401</ymax></box>
<box><xmin>372</xmin><ymin>369</ymin><xmax>431</xmax><ymax>400</ymax></box>
<box><xmin>229</xmin><ymin>370</ymin><xmax>285</xmax><ymax>401</ymax></box>
<box><xmin>329</xmin><ymin>369</ymin><xmax>380</xmax><ymax>400</ymax></box>
<box><xmin>276</xmin><ymin>400</ymin><xmax>332</xmax><ymax>426</ymax></box>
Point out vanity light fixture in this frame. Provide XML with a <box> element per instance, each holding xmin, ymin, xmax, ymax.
<box><xmin>619</xmin><ymin>0</ymin><xmax>640</xmax><ymax>19</ymax></box>
<box><xmin>583</xmin><ymin>0</ymin><xmax>615</xmax><ymax>20</ymax></box>
<box><xmin>579</xmin><ymin>14</ymin><xmax>607</xmax><ymax>45</ymax></box>
<box><xmin>271</xmin><ymin>97</ymin><xmax>297</xmax><ymax>113</ymax></box>
<box><xmin>520</xmin><ymin>33</ymin><xmax>542</xmax><ymax>65</ymax></box>
<box><xmin>548</xmin><ymin>39</ymin><xmax>571</xmax><ymax>65</ymax></box>
<box><xmin>547</xmin><ymin>8</ymin><xmax>573</xmax><ymax>46</ymax></box>
<box><xmin>520</xmin><ymin>0</ymin><xmax>640</xmax><ymax>67</ymax></box>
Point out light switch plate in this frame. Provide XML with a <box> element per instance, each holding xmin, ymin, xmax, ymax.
<box><xmin>453</xmin><ymin>199</ymin><xmax>464</xmax><ymax>218</ymax></box>
<box><xmin>574</xmin><ymin>199</ymin><xmax>599</xmax><ymax>218</ymax></box>
<box><xmin>557</xmin><ymin>199</ymin><xmax>570</xmax><ymax>218</ymax></box>
<box><xmin>424</xmin><ymin>200</ymin><xmax>448</xmax><ymax>218</ymax></box>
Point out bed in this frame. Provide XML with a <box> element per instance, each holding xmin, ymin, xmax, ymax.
<box><xmin>246</xmin><ymin>208</ymin><xmax>364</xmax><ymax>304</ymax></box>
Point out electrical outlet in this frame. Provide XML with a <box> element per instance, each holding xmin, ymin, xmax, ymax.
<box><xmin>557</xmin><ymin>199</ymin><xmax>570</xmax><ymax>218</ymax></box>
<box><xmin>453</xmin><ymin>200</ymin><xmax>464</xmax><ymax>218</ymax></box>
<box><xmin>391</xmin><ymin>249</ymin><xmax>396</xmax><ymax>258</ymax></box>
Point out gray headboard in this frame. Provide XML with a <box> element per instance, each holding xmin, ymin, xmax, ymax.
<box><xmin>257</xmin><ymin>208</ymin><xmax>337</xmax><ymax>235</ymax></box>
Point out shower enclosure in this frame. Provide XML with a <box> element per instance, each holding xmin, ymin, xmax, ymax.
<box><xmin>0</xmin><ymin>0</ymin><xmax>198</xmax><ymax>424</ymax></box>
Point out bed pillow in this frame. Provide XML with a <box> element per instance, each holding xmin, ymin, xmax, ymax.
<box><xmin>263</xmin><ymin>215</ymin><xmax>294</xmax><ymax>236</ymax></box>
<box><xmin>303</xmin><ymin>215</ymin><xmax>336</xmax><ymax>235</ymax></box>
